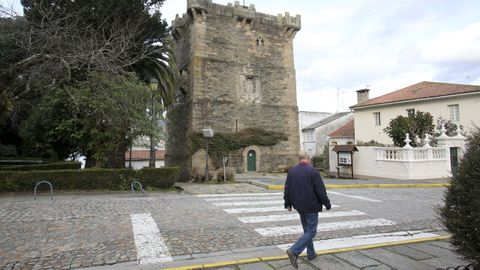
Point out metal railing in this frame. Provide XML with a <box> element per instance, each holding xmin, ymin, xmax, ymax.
<box><xmin>130</xmin><ymin>180</ymin><xmax>146</xmax><ymax>196</ymax></box>
<box><xmin>34</xmin><ymin>180</ymin><xmax>53</xmax><ymax>200</ymax></box>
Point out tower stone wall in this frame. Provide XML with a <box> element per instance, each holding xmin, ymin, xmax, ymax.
<box><xmin>166</xmin><ymin>0</ymin><xmax>301</xmax><ymax>176</ymax></box>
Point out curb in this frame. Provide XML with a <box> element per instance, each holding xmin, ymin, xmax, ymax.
<box><xmin>163</xmin><ymin>235</ymin><xmax>451</xmax><ymax>270</ymax></box>
<box><xmin>267</xmin><ymin>183</ymin><xmax>450</xmax><ymax>190</ymax></box>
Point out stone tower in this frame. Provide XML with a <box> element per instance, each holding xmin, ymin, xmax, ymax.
<box><xmin>166</xmin><ymin>0</ymin><xmax>301</xmax><ymax>176</ymax></box>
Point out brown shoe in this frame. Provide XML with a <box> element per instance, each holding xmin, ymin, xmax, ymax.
<box><xmin>286</xmin><ymin>249</ymin><xmax>298</xmax><ymax>269</ymax></box>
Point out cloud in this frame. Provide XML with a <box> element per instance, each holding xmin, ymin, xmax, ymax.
<box><xmin>419</xmin><ymin>22</ymin><xmax>480</xmax><ymax>64</ymax></box>
<box><xmin>161</xmin><ymin>0</ymin><xmax>480</xmax><ymax>112</ymax></box>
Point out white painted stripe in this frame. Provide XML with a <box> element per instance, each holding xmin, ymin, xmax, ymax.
<box><xmin>131</xmin><ymin>213</ymin><xmax>172</xmax><ymax>264</ymax></box>
<box><xmin>213</xmin><ymin>200</ymin><xmax>284</xmax><ymax>207</ymax></box>
<box><xmin>328</xmin><ymin>191</ymin><xmax>383</xmax><ymax>202</ymax></box>
<box><xmin>224</xmin><ymin>206</ymin><xmax>290</xmax><ymax>214</ymax></box>
<box><xmin>223</xmin><ymin>205</ymin><xmax>340</xmax><ymax>214</ymax></box>
<box><xmin>204</xmin><ymin>195</ymin><xmax>282</xmax><ymax>202</ymax></box>
<box><xmin>277</xmin><ymin>231</ymin><xmax>439</xmax><ymax>252</ymax></box>
<box><xmin>238</xmin><ymin>210</ymin><xmax>366</xmax><ymax>223</ymax></box>
<box><xmin>197</xmin><ymin>192</ymin><xmax>282</xmax><ymax>197</ymax></box>
<box><xmin>255</xmin><ymin>218</ymin><xmax>395</xmax><ymax>237</ymax></box>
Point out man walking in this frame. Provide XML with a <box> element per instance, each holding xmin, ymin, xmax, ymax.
<box><xmin>284</xmin><ymin>149</ymin><xmax>331</xmax><ymax>268</ymax></box>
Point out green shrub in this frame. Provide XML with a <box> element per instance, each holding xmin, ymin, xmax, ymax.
<box><xmin>215</xmin><ymin>167</ymin><xmax>236</xmax><ymax>182</ymax></box>
<box><xmin>190</xmin><ymin>128</ymin><xmax>288</xmax><ymax>167</ymax></box>
<box><xmin>135</xmin><ymin>167</ymin><xmax>180</xmax><ymax>189</ymax></box>
<box><xmin>440</xmin><ymin>127</ymin><xmax>480</xmax><ymax>267</ymax></box>
<box><xmin>0</xmin><ymin>161</ymin><xmax>82</xmax><ymax>171</ymax></box>
<box><xmin>191</xmin><ymin>166</ymin><xmax>214</xmax><ymax>182</ymax></box>
<box><xmin>311</xmin><ymin>156</ymin><xmax>324</xmax><ymax>170</ymax></box>
<box><xmin>0</xmin><ymin>144</ymin><xmax>17</xmax><ymax>157</ymax></box>
<box><xmin>0</xmin><ymin>167</ymin><xmax>180</xmax><ymax>192</ymax></box>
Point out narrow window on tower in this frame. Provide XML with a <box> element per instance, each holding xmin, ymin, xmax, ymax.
<box><xmin>256</xmin><ymin>36</ymin><xmax>264</xmax><ymax>48</ymax></box>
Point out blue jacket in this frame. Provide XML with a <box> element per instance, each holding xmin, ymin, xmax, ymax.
<box><xmin>284</xmin><ymin>162</ymin><xmax>331</xmax><ymax>213</ymax></box>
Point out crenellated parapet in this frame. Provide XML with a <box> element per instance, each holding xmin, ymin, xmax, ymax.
<box><xmin>172</xmin><ymin>0</ymin><xmax>301</xmax><ymax>38</ymax></box>
<box><xmin>171</xmin><ymin>13</ymin><xmax>189</xmax><ymax>41</ymax></box>
<box><xmin>278</xmin><ymin>12</ymin><xmax>301</xmax><ymax>31</ymax></box>
<box><xmin>277</xmin><ymin>12</ymin><xmax>301</xmax><ymax>38</ymax></box>
<box><xmin>230</xmin><ymin>1</ymin><xmax>256</xmax><ymax>24</ymax></box>
<box><xmin>187</xmin><ymin>0</ymin><xmax>212</xmax><ymax>12</ymax></box>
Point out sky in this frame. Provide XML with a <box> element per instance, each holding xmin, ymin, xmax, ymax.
<box><xmin>161</xmin><ymin>0</ymin><xmax>480</xmax><ymax>113</ymax></box>
<box><xmin>3</xmin><ymin>0</ymin><xmax>480</xmax><ymax>113</ymax></box>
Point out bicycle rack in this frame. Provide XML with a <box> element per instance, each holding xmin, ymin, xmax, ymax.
<box><xmin>34</xmin><ymin>180</ymin><xmax>53</xmax><ymax>200</ymax></box>
<box><xmin>130</xmin><ymin>180</ymin><xmax>146</xmax><ymax>196</ymax></box>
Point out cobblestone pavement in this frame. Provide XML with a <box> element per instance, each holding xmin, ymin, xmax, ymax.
<box><xmin>0</xmin><ymin>182</ymin><xmax>466</xmax><ymax>270</ymax></box>
<box><xmin>0</xmin><ymin>185</ymin><xmax>277</xmax><ymax>269</ymax></box>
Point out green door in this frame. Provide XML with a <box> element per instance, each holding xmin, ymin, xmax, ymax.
<box><xmin>247</xmin><ymin>150</ymin><xmax>256</xmax><ymax>171</ymax></box>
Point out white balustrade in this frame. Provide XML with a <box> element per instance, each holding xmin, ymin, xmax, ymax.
<box><xmin>376</xmin><ymin>147</ymin><xmax>447</xmax><ymax>161</ymax></box>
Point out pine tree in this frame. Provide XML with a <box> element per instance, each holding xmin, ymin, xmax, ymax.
<box><xmin>440</xmin><ymin>127</ymin><xmax>480</xmax><ymax>268</ymax></box>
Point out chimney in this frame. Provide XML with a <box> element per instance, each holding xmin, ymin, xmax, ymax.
<box><xmin>356</xmin><ymin>89</ymin><xmax>370</xmax><ymax>104</ymax></box>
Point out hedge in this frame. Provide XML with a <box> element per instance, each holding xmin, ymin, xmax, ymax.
<box><xmin>0</xmin><ymin>161</ymin><xmax>82</xmax><ymax>171</ymax></box>
<box><xmin>0</xmin><ymin>167</ymin><xmax>180</xmax><ymax>192</ymax></box>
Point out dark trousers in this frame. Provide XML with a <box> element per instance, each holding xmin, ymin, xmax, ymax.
<box><xmin>291</xmin><ymin>210</ymin><xmax>318</xmax><ymax>258</ymax></box>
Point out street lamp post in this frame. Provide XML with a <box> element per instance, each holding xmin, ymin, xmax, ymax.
<box><xmin>128</xmin><ymin>144</ymin><xmax>133</xmax><ymax>169</ymax></box>
<box><xmin>149</xmin><ymin>78</ymin><xmax>158</xmax><ymax>168</ymax></box>
<box><xmin>202</xmin><ymin>128</ymin><xmax>214</xmax><ymax>180</ymax></box>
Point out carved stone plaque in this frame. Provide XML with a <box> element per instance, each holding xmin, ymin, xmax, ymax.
<box><xmin>237</xmin><ymin>64</ymin><xmax>261</xmax><ymax>104</ymax></box>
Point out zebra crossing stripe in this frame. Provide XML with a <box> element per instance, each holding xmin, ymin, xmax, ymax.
<box><xmin>224</xmin><ymin>206</ymin><xmax>289</xmax><ymax>214</ymax></box>
<box><xmin>255</xmin><ymin>218</ymin><xmax>396</xmax><ymax>237</ymax></box>
<box><xmin>223</xmin><ymin>205</ymin><xmax>340</xmax><ymax>214</ymax></box>
<box><xmin>213</xmin><ymin>200</ymin><xmax>285</xmax><ymax>207</ymax></box>
<box><xmin>197</xmin><ymin>192</ymin><xmax>282</xmax><ymax>197</ymax></box>
<box><xmin>238</xmin><ymin>210</ymin><xmax>366</xmax><ymax>224</ymax></box>
<box><xmin>328</xmin><ymin>191</ymin><xmax>383</xmax><ymax>202</ymax></box>
<box><xmin>131</xmin><ymin>213</ymin><xmax>172</xmax><ymax>264</ymax></box>
<box><xmin>204</xmin><ymin>195</ymin><xmax>282</xmax><ymax>202</ymax></box>
<box><xmin>276</xmin><ymin>231</ymin><xmax>439</xmax><ymax>252</ymax></box>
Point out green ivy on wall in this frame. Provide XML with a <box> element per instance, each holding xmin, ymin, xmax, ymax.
<box><xmin>190</xmin><ymin>128</ymin><xmax>288</xmax><ymax>166</ymax></box>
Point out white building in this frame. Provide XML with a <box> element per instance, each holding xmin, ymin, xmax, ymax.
<box><xmin>301</xmin><ymin>112</ymin><xmax>353</xmax><ymax>156</ymax></box>
<box><xmin>350</xmin><ymin>81</ymin><xmax>480</xmax><ymax>145</ymax></box>
<box><xmin>327</xmin><ymin>81</ymin><xmax>478</xmax><ymax>179</ymax></box>
<box><xmin>124</xmin><ymin>149</ymin><xmax>165</xmax><ymax>169</ymax></box>
<box><xmin>298</xmin><ymin>111</ymin><xmax>331</xmax><ymax>148</ymax></box>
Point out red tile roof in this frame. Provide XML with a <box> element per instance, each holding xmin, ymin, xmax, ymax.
<box><xmin>351</xmin><ymin>81</ymin><xmax>480</xmax><ymax>109</ymax></box>
<box><xmin>124</xmin><ymin>149</ymin><xmax>165</xmax><ymax>160</ymax></box>
<box><xmin>329</xmin><ymin>120</ymin><xmax>354</xmax><ymax>138</ymax></box>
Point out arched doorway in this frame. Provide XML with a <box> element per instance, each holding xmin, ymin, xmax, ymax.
<box><xmin>247</xmin><ymin>150</ymin><xmax>256</xmax><ymax>171</ymax></box>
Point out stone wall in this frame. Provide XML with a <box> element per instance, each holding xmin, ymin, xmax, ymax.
<box><xmin>166</xmin><ymin>1</ymin><xmax>301</xmax><ymax>174</ymax></box>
